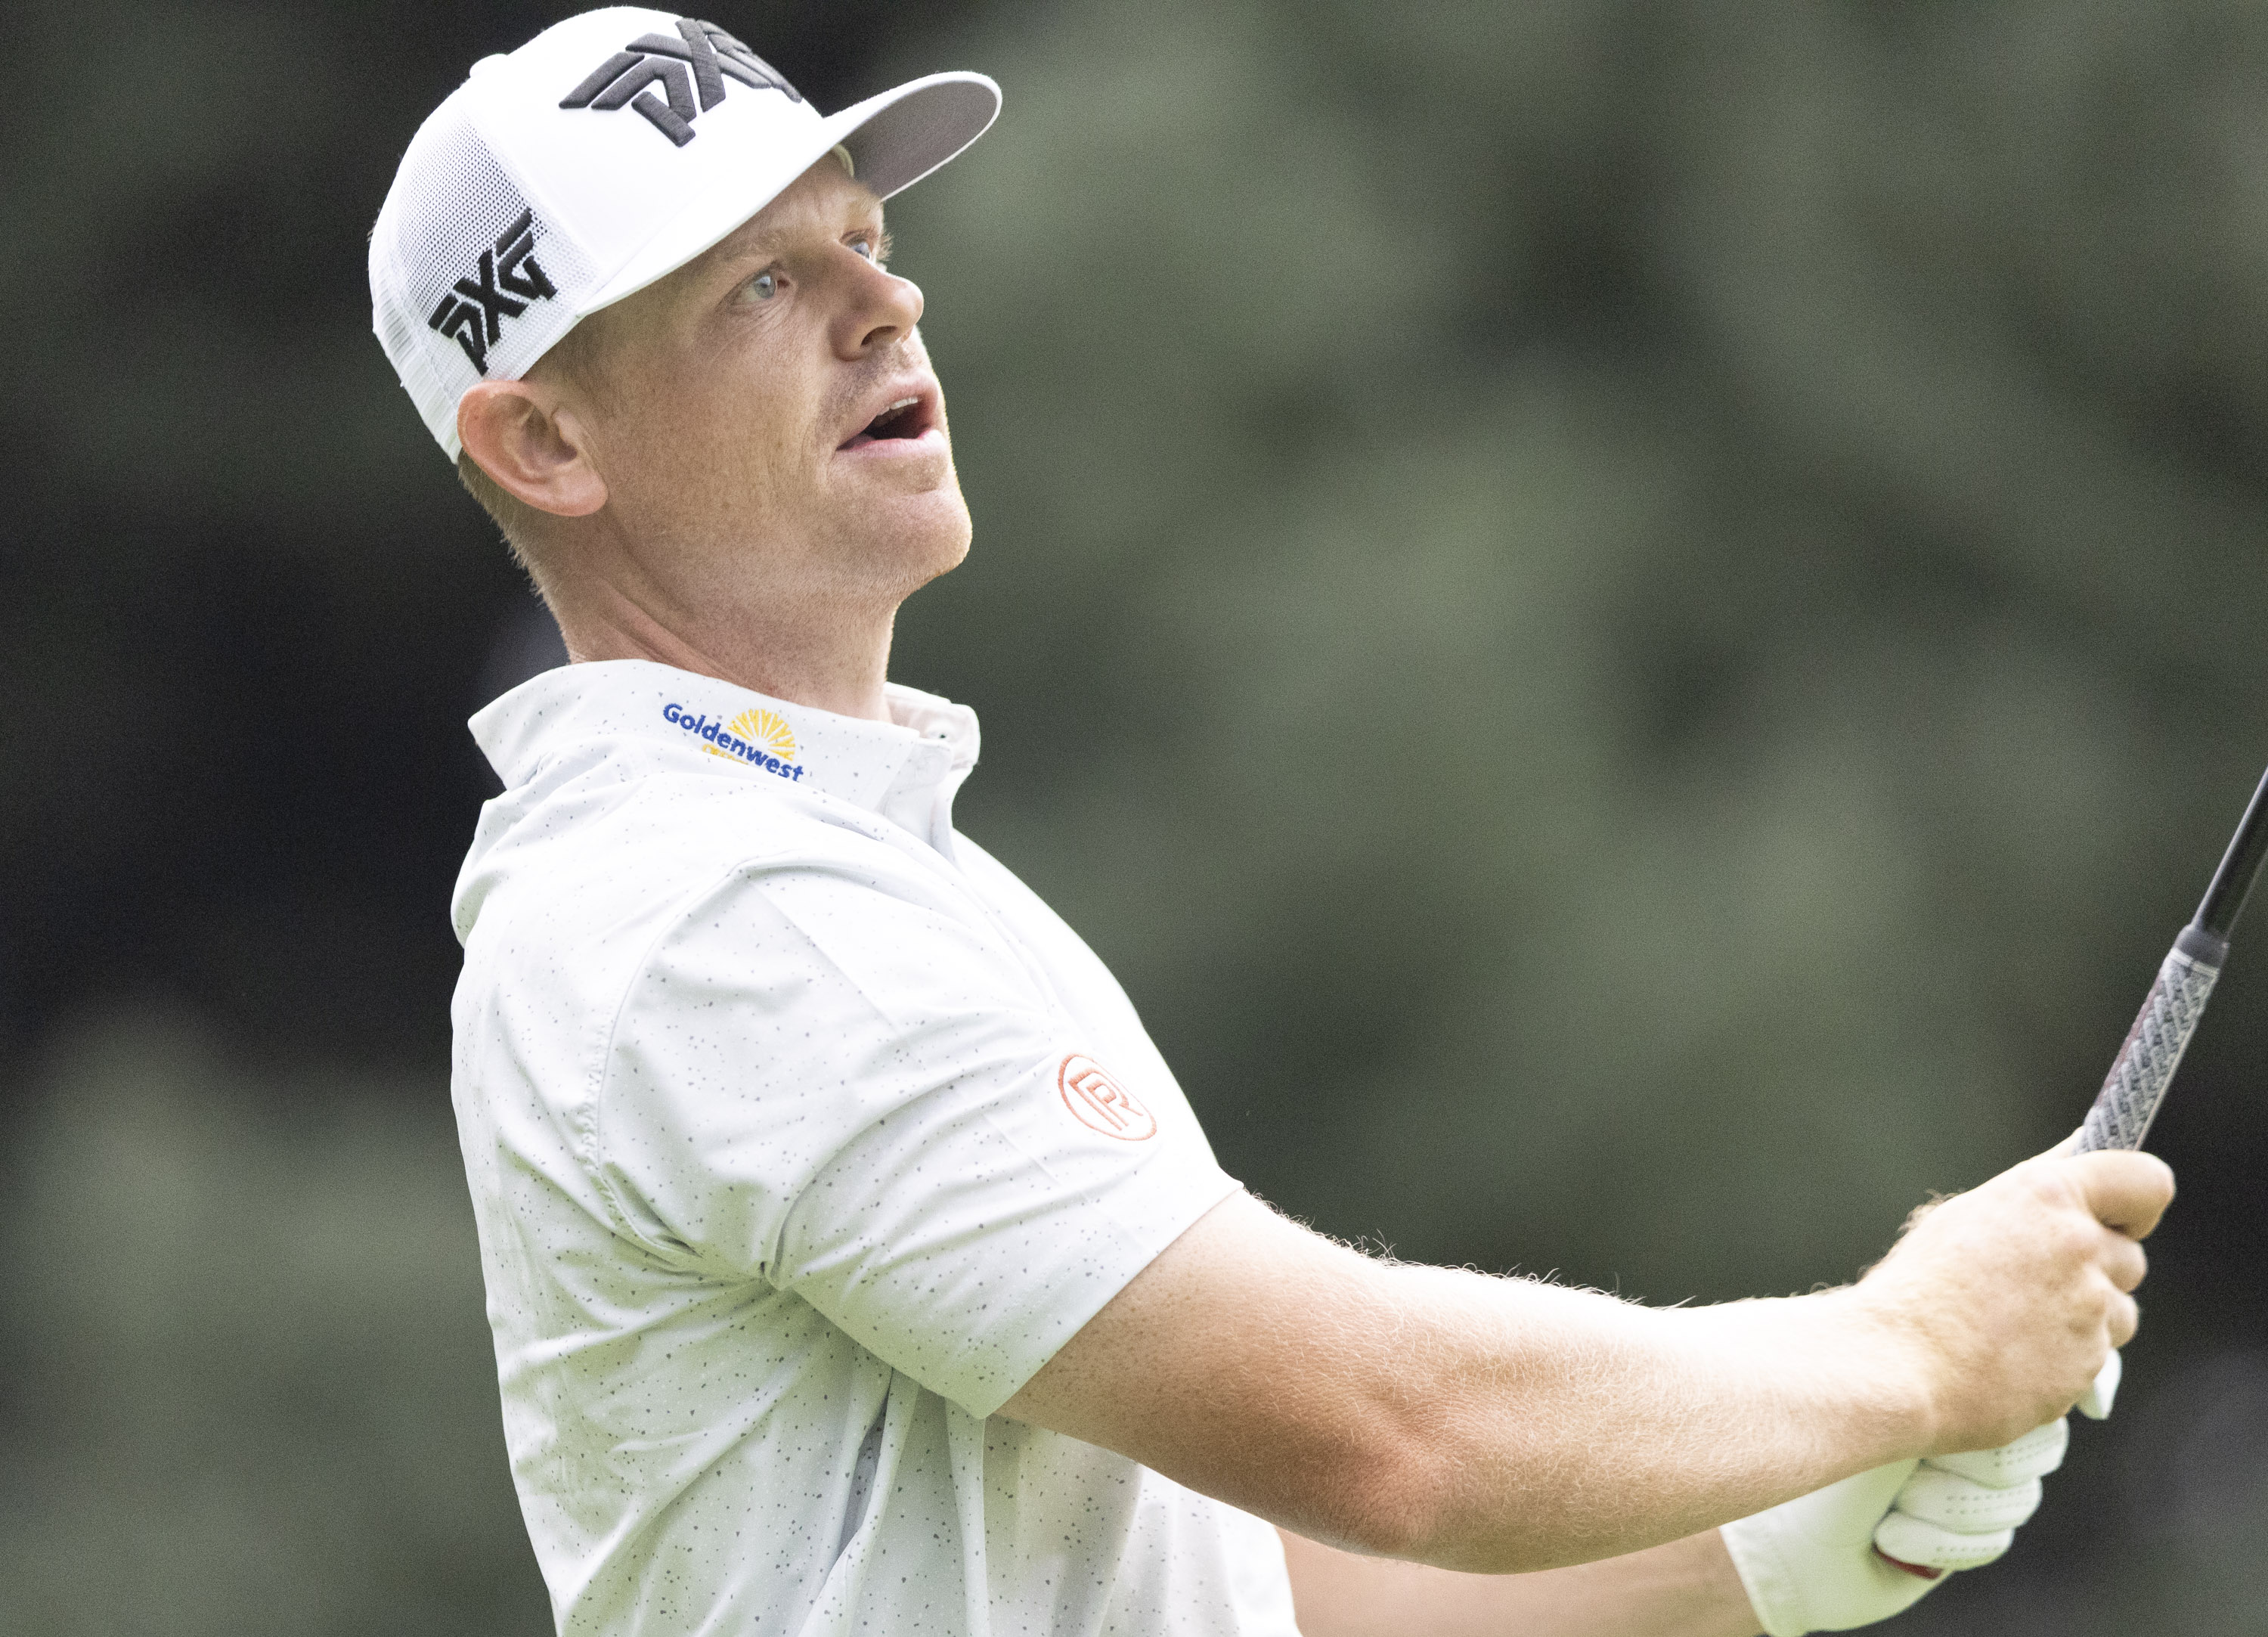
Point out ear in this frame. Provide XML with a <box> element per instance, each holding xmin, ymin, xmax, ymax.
<box><xmin>457</xmin><ymin>380</ymin><xmax>608</xmax><ymax>517</ymax></box>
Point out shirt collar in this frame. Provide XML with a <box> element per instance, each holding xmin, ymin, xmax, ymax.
<box><xmin>469</xmin><ymin>659</ymin><xmax>981</xmax><ymax>854</ymax></box>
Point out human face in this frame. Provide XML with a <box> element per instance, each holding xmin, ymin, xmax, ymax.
<box><xmin>562</xmin><ymin>157</ymin><xmax>970</xmax><ymax>612</ymax></box>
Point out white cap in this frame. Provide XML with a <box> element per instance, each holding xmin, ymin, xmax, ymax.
<box><xmin>370</xmin><ymin>8</ymin><xmax>999</xmax><ymax>458</ymax></box>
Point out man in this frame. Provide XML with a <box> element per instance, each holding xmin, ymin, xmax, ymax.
<box><xmin>370</xmin><ymin>11</ymin><xmax>2172</xmax><ymax>1636</ymax></box>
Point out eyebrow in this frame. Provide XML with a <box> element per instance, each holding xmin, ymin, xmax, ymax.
<box><xmin>714</xmin><ymin>207</ymin><xmax>887</xmax><ymax>265</ymax></box>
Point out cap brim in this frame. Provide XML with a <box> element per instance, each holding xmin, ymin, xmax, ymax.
<box><xmin>575</xmin><ymin>70</ymin><xmax>999</xmax><ymax>317</ymax></box>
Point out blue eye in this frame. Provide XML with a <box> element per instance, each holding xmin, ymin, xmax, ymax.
<box><xmin>748</xmin><ymin>270</ymin><xmax>779</xmax><ymax>300</ymax></box>
<box><xmin>850</xmin><ymin>238</ymin><xmax>875</xmax><ymax>261</ymax></box>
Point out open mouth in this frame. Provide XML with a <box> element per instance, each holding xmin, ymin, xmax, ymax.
<box><xmin>839</xmin><ymin>392</ymin><xmax>936</xmax><ymax>451</ymax></box>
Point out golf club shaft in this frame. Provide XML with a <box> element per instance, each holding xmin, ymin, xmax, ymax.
<box><xmin>2074</xmin><ymin>765</ymin><xmax>2268</xmax><ymax>1154</ymax></box>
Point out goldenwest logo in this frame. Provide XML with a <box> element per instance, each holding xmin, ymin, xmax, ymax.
<box><xmin>665</xmin><ymin>703</ymin><xmax>806</xmax><ymax>781</ymax></box>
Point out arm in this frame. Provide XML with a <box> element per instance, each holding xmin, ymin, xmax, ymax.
<box><xmin>1278</xmin><ymin>1527</ymin><xmax>1761</xmax><ymax>1637</ymax></box>
<box><xmin>1001</xmin><ymin>1149</ymin><xmax>2168</xmax><ymax>1573</ymax></box>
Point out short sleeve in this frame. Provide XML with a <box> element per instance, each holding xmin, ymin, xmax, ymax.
<box><xmin>592</xmin><ymin>858</ymin><xmax>1240</xmax><ymax>1418</ymax></box>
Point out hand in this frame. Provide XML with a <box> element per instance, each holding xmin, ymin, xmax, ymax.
<box><xmin>1849</xmin><ymin>1148</ymin><xmax>2170</xmax><ymax>1452</ymax></box>
<box><xmin>1724</xmin><ymin>1418</ymin><xmax>2068</xmax><ymax>1635</ymax></box>
<box><xmin>1871</xmin><ymin>1415</ymin><xmax>2065</xmax><ymax>1574</ymax></box>
<box><xmin>2077</xmin><ymin>1348</ymin><xmax>2121</xmax><ymax>1421</ymax></box>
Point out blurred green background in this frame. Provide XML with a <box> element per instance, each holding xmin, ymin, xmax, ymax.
<box><xmin>4</xmin><ymin>0</ymin><xmax>2267</xmax><ymax>1631</ymax></box>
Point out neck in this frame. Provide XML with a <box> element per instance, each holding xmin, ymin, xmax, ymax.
<box><xmin>547</xmin><ymin>561</ymin><xmax>900</xmax><ymax>725</ymax></box>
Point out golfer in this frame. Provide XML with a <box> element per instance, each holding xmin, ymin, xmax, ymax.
<box><xmin>371</xmin><ymin>11</ymin><xmax>2173</xmax><ymax>1636</ymax></box>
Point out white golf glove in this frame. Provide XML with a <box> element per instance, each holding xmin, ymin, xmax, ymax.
<box><xmin>1721</xmin><ymin>1353</ymin><xmax>2118</xmax><ymax>1636</ymax></box>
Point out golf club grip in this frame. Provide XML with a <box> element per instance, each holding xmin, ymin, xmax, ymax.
<box><xmin>2074</xmin><ymin>935</ymin><xmax>2223</xmax><ymax>1153</ymax></box>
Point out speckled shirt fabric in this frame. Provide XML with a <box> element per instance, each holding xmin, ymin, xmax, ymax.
<box><xmin>449</xmin><ymin>660</ymin><xmax>1297</xmax><ymax>1637</ymax></box>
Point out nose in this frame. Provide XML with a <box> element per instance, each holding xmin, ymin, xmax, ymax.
<box><xmin>834</xmin><ymin>256</ymin><xmax>924</xmax><ymax>358</ymax></box>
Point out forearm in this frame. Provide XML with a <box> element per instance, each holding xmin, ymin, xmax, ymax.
<box><xmin>1300</xmin><ymin>1252</ymin><xmax>1929</xmax><ymax>1569</ymax></box>
<box><xmin>1278</xmin><ymin>1525</ymin><xmax>1761</xmax><ymax>1637</ymax></box>
<box><xmin>1007</xmin><ymin>1195</ymin><xmax>1932</xmax><ymax>1572</ymax></box>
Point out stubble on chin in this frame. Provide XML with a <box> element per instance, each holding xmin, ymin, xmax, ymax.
<box><xmin>816</xmin><ymin>473</ymin><xmax>972</xmax><ymax>608</ymax></box>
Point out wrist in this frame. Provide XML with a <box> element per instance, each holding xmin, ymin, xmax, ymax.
<box><xmin>1812</xmin><ymin>1285</ymin><xmax>1941</xmax><ymax>1460</ymax></box>
<box><xmin>1696</xmin><ymin>1288</ymin><xmax>1936</xmax><ymax>1477</ymax></box>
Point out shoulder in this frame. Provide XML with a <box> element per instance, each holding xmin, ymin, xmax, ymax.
<box><xmin>466</xmin><ymin>762</ymin><xmax>1045</xmax><ymax>1029</ymax></box>
<box><xmin>649</xmin><ymin>840</ymin><xmax>1055</xmax><ymax>1037</ymax></box>
<box><xmin>461</xmin><ymin>756</ymin><xmax>937</xmax><ymax>940</ymax></box>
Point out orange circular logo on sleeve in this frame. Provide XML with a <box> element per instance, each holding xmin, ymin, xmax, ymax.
<box><xmin>1057</xmin><ymin>1054</ymin><xmax>1156</xmax><ymax>1141</ymax></box>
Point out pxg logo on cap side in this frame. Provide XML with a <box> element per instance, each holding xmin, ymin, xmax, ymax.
<box><xmin>428</xmin><ymin>209</ymin><xmax>556</xmax><ymax>373</ymax></box>
<box><xmin>561</xmin><ymin>17</ymin><xmax>802</xmax><ymax>148</ymax></box>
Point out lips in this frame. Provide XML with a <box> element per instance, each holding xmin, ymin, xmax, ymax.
<box><xmin>838</xmin><ymin>382</ymin><xmax>940</xmax><ymax>451</ymax></box>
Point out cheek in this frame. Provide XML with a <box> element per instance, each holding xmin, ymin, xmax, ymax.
<box><xmin>588</xmin><ymin>332</ymin><xmax>823</xmax><ymax>513</ymax></box>
<box><xmin>593</xmin><ymin>362</ymin><xmax>701</xmax><ymax>470</ymax></box>
<box><xmin>689</xmin><ymin>352</ymin><xmax>811</xmax><ymax>456</ymax></box>
<box><xmin>624</xmin><ymin>374</ymin><xmax>782</xmax><ymax>488</ymax></box>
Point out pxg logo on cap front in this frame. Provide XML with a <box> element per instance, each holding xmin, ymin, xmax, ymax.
<box><xmin>428</xmin><ymin>209</ymin><xmax>555</xmax><ymax>373</ymax></box>
<box><xmin>562</xmin><ymin>17</ymin><xmax>802</xmax><ymax>147</ymax></box>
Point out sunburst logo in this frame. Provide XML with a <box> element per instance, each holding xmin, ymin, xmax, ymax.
<box><xmin>662</xmin><ymin>701</ymin><xmax>807</xmax><ymax>783</ymax></box>
<box><xmin>720</xmin><ymin>707</ymin><xmax>797</xmax><ymax>763</ymax></box>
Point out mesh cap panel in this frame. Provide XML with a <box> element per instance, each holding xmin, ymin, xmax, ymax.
<box><xmin>370</xmin><ymin>108</ymin><xmax>599</xmax><ymax>457</ymax></box>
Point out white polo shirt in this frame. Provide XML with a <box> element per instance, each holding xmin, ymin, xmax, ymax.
<box><xmin>448</xmin><ymin>659</ymin><xmax>1299</xmax><ymax>1637</ymax></box>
